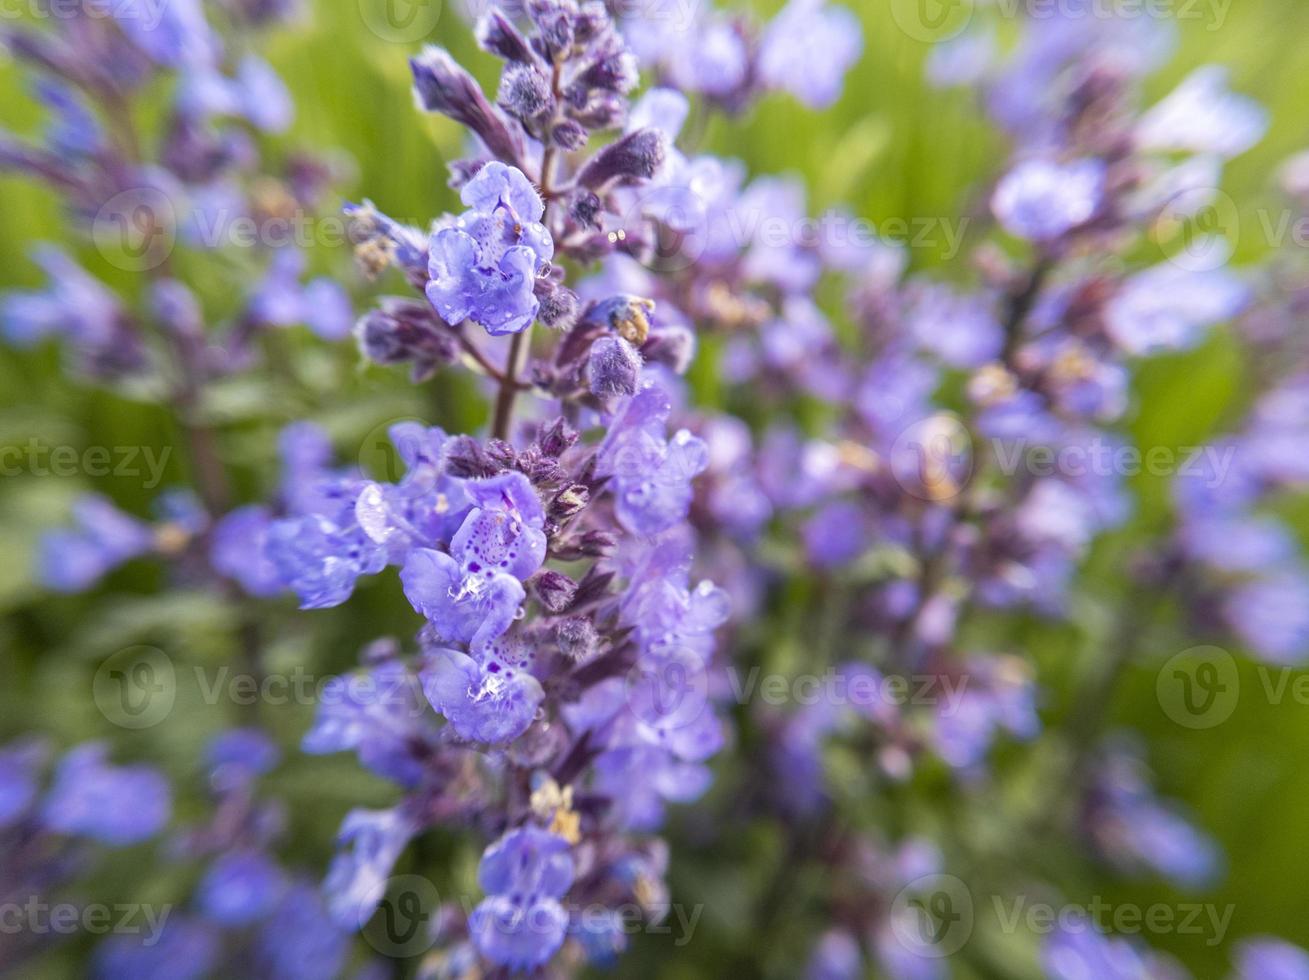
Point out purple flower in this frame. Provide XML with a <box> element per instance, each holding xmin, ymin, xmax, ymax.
<box><xmin>94</xmin><ymin>916</ymin><xmax>219</xmax><ymax>980</ymax></box>
<box><xmin>427</xmin><ymin>162</ymin><xmax>553</xmax><ymax>335</ymax></box>
<box><xmin>933</xmin><ymin>656</ymin><xmax>1039</xmax><ymax>770</ymax></box>
<box><xmin>470</xmin><ymin>827</ymin><xmax>574</xmax><ymax>970</ymax></box>
<box><xmin>646</xmin><ymin>17</ymin><xmax>749</xmax><ymax>100</ymax></box>
<box><xmin>1224</xmin><ymin>569</ymin><xmax>1309</xmax><ymax>664</ymax></box>
<box><xmin>324</xmin><ymin>806</ymin><xmax>419</xmax><ymax>926</ymax></box>
<box><xmin>34</xmin><ymin>79</ymin><xmax>102</xmax><ymax>157</ymax></box>
<box><xmin>113</xmin><ymin>0</ymin><xmax>217</xmax><ymax>68</ymax></box>
<box><xmin>206</xmin><ymin>727</ymin><xmax>281</xmax><ymax>782</ymax></box>
<box><xmin>402</xmin><ymin>548</ymin><xmax>526</xmax><ymax>647</ymax></box>
<box><xmin>803</xmin><ymin>501</ymin><xmax>869</xmax><ymax>569</ymax></box>
<box><xmin>256</xmin><ymin>883</ymin><xmax>349</xmax><ymax>980</ymax></box>
<box><xmin>400</xmin><ymin>470</ymin><xmax>544</xmax><ymax>644</ymax></box>
<box><xmin>211</xmin><ymin>506</ymin><xmax>282</xmax><ymax>597</ymax></box>
<box><xmin>1089</xmin><ymin>746</ymin><xmax>1221</xmax><ymax>888</ymax></box>
<box><xmin>907</xmin><ymin>284</ymin><xmax>1004</xmax><ymax>368</ymax></box>
<box><xmin>1041</xmin><ymin>918</ymin><xmax>1173</xmax><ymax>980</ymax></box>
<box><xmin>266</xmin><ymin>512</ymin><xmax>388</xmax><ymax>609</ymax></box>
<box><xmin>807</xmin><ymin>929</ymin><xmax>862</xmax><ymax>980</ymax></box>
<box><xmin>197</xmin><ymin>849</ymin><xmax>285</xmax><ymax>925</ymax></box>
<box><xmin>1233</xmin><ymin>938</ymin><xmax>1309</xmax><ymax>980</ymax></box>
<box><xmin>354</xmin><ymin>427</ymin><xmax>472</xmax><ymax>558</ymax></box>
<box><xmin>758</xmin><ymin>0</ymin><xmax>862</xmax><ymax>108</ymax></box>
<box><xmin>39</xmin><ymin>495</ymin><xmax>155</xmax><ymax>593</ymax></box>
<box><xmin>992</xmin><ymin>158</ymin><xmax>1104</xmax><ymax>241</ymax></box>
<box><xmin>3</xmin><ymin>246</ymin><xmax>130</xmax><ymax>354</ymax></box>
<box><xmin>421</xmin><ymin>644</ymin><xmax>544</xmax><ymax>744</ymax></box>
<box><xmin>599</xmin><ymin>382</ymin><xmax>709</xmax><ymax>536</ymax></box>
<box><xmin>248</xmin><ymin>250</ymin><xmax>353</xmax><ymax>339</ymax></box>
<box><xmin>1136</xmin><ymin>65</ymin><xmax>1268</xmax><ymax>159</ymax></box>
<box><xmin>302</xmin><ymin>661</ymin><xmax>435</xmax><ymax>786</ymax></box>
<box><xmin>41</xmin><ymin>743</ymin><xmax>170</xmax><ymax>846</ymax></box>
<box><xmin>0</xmin><ymin>739</ymin><xmax>46</xmax><ymax>829</ymax></box>
<box><xmin>1105</xmin><ymin>262</ymin><xmax>1249</xmax><ymax>355</ymax></box>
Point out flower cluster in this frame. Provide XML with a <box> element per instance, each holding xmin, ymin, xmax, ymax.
<box><xmin>6</xmin><ymin>0</ymin><xmax>1309</xmax><ymax>977</ymax></box>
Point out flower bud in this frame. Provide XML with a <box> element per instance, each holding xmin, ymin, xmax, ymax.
<box><xmin>533</xmin><ymin>569</ymin><xmax>578</xmax><ymax>613</ymax></box>
<box><xmin>498</xmin><ymin>62</ymin><xmax>555</xmax><ymax>124</ymax></box>
<box><xmin>476</xmin><ymin>10</ymin><xmax>534</xmax><ymax>63</ymax></box>
<box><xmin>588</xmin><ymin>335</ymin><xmax>642</xmax><ymax>397</ymax></box>
<box><xmin>410</xmin><ymin>46</ymin><xmax>524</xmax><ymax>165</ymax></box>
<box><xmin>578</xmin><ymin>129</ymin><xmax>665</xmax><ymax>190</ymax></box>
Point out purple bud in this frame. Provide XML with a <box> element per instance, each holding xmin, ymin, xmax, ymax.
<box><xmin>642</xmin><ymin>323</ymin><xmax>696</xmax><ymax>374</ymax></box>
<box><xmin>550</xmin><ymin>483</ymin><xmax>590</xmax><ymax>521</ymax></box>
<box><xmin>445</xmin><ymin>435</ymin><xmax>501</xmax><ymax>479</ymax></box>
<box><xmin>577</xmin><ymin>129</ymin><xmax>665</xmax><ymax>189</ymax></box>
<box><xmin>498</xmin><ymin>63</ymin><xmax>555</xmax><ymax>124</ymax></box>
<box><xmin>553</xmin><ymin>529</ymin><xmax>617</xmax><ymax>560</ymax></box>
<box><xmin>536</xmin><ymin>418</ymin><xmax>578</xmax><ymax>457</ymax></box>
<box><xmin>556</xmin><ymin>617</ymin><xmax>599</xmax><ymax>662</ymax></box>
<box><xmin>588</xmin><ymin>336</ymin><xmax>642</xmax><ymax>397</ymax></box>
<box><xmin>535</xmin><ymin>281</ymin><xmax>580</xmax><ymax>330</ymax></box>
<box><xmin>528</xmin><ymin>0</ymin><xmax>575</xmax><ymax>58</ymax></box>
<box><xmin>355</xmin><ymin>297</ymin><xmax>458</xmax><ymax>370</ymax></box>
<box><xmin>568</xmin><ymin>90</ymin><xmax>626</xmax><ymax>131</ymax></box>
<box><xmin>410</xmin><ymin>47</ymin><xmax>524</xmax><ymax>166</ymax></box>
<box><xmin>150</xmin><ymin>279</ymin><xmax>204</xmax><ymax>345</ymax></box>
<box><xmin>476</xmin><ymin>10</ymin><xmax>534</xmax><ymax>62</ymax></box>
<box><xmin>569</xmin><ymin>189</ymin><xmax>602</xmax><ymax>228</ymax></box>
<box><xmin>552</xmin><ymin>119</ymin><xmax>588</xmax><ymax>150</ymax></box>
<box><xmin>533</xmin><ymin>569</ymin><xmax>578</xmax><ymax>613</ymax></box>
<box><xmin>576</xmin><ymin>50</ymin><xmax>638</xmax><ymax>95</ymax></box>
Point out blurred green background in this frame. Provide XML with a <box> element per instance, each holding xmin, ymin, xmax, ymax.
<box><xmin>3</xmin><ymin>1</ymin><xmax>1309</xmax><ymax>976</ymax></box>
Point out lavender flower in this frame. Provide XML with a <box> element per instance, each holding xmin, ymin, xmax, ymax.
<box><xmin>40</xmin><ymin>743</ymin><xmax>170</xmax><ymax>846</ymax></box>
<box><xmin>427</xmin><ymin>161</ymin><xmax>554</xmax><ymax>335</ymax></box>
<box><xmin>470</xmin><ymin>827</ymin><xmax>574</xmax><ymax>970</ymax></box>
